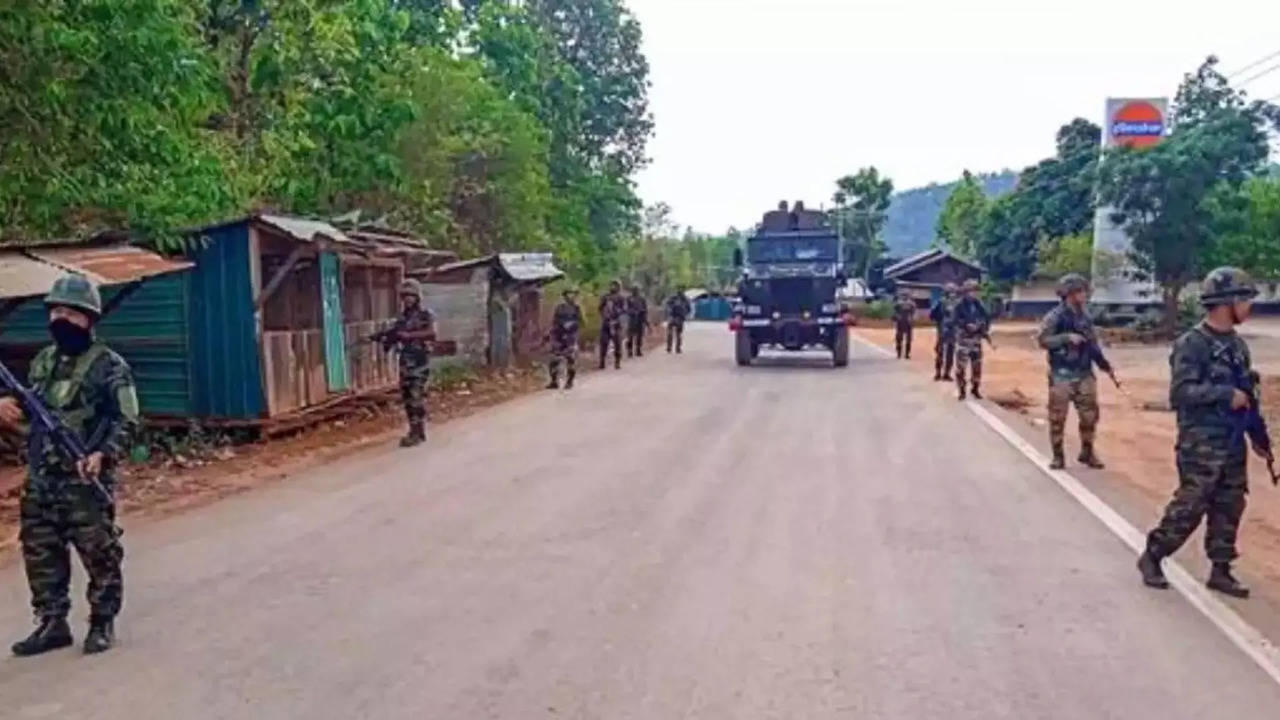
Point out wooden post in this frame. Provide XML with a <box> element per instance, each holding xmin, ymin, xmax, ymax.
<box><xmin>254</xmin><ymin>244</ymin><xmax>308</xmax><ymax>312</ymax></box>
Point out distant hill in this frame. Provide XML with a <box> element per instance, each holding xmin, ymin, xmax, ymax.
<box><xmin>882</xmin><ymin>171</ymin><xmax>1018</xmax><ymax>258</ymax></box>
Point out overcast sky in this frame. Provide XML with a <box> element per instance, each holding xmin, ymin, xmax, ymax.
<box><xmin>627</xmin><ymin>0</ymin><xmax>1280</xmax><ymax>233</ymax></box>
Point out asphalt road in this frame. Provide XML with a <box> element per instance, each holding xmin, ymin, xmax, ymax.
<box><xmin>3</xmin><ymin>324</ymin><xmax>1280</xmax><ymax>719</ymax></box>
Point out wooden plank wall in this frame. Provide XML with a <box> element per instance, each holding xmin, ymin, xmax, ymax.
<box><xmin>261</xmin><ymin>329</ymin><xmax>327</xmax><ymax>416</ymax></box>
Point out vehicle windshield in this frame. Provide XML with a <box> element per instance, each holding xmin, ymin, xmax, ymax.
<box><xmin>747</xmin><ymin>237</ymin><xmax>839</xmax><ymax>263</ymax></box>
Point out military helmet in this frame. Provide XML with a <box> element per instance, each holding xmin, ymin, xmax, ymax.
<box><xmin>44</xmin><ymin>272</ymin><xmax>102</xmax><ymax>318</ymax></box>
<box><xmin>562</xmin><ymin>284</ymin><xmax>579</xmax><ymax>296</ymax></box>
<box><xmin>962</xmin><ymin>279</ymin><xmax>980</xmax><ymax>292</ymax></box>
<box><xmin>1056</xmin><ymin>273</ymin><xmax>1090</xmax><ymax>298</ymax></box>
<box><xmin>943</xmin><ymin>282</ymin><xmax>959</xmax><ymax>294</ymax></box>
<box><xmin>399</xmin><ymin>278</ymin><xmax>422</xmax><ymax>295</ymax></box>
<box><xmin>1200</xmin><ymin>266</ymin><xmax>1258</xmax><ymax>306</ymax></box>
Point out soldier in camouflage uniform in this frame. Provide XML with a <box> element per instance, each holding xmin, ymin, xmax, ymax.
<box><xmin>391</xmin><ymin>279</ymin><xmax>435</xmax><ymax>448</ymax></box>
<box><xmin>1138</xmin><ymin>267</ymin><xmax>1267</xmax><ymax>599</ymax></box>
<box><xmin>546</xmin><ymin>287</ymin><xmax>582</xmax><ymax>390</ymax></box>
<box><xmin>665</xmin><ymin>290</ymin><xmax>692</xmax><ymax>354</ymax></box>
<box><xmin>929</xmin><ymin>282</ymin><xmax>959</xmax><ymax>381</ymax></box>
<box><xmin>0</xmin><ymin>274</ymin><xmax>138</xmax><ymax>656</ymax></box>
<box><xmin>952</xmin><ymin>279</ymin><xmax>990</xmax><ymax>400</ymax></box>
<box><xmin>598</xmin><ymin>280</ymin><xmax>625</xmax><ymax>370</ymax></box>
<box><xmin>1037</xmin><ymin>274</ymin><xmax>1113</xmax><ymax>470</ymax></box>
<box><xmin>892</xmin><ymin>290</ymin><xmax>916</xmax><ymax>360</ymax></box>
<box><xmin>624</xmin><ymin>285</ymin><xmax>650</xmax><ymax>358</ymax></box>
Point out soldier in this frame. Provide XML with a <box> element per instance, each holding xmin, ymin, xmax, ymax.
<box><xmin>953</xmin><ymin>279</ymin><xmax>990</xmax><ymax>400</ymax></box>
<box><xmin>1037</xmin><ymin>274</ymin><xmax>1113</xmax><ymax>470</ymax></box>
<box><xmin>598</xmin><ymin>280</ymin><xmax>625</xmax><ymax>369</ymax></box>
<box><xmin>546</xmin><ymin>287</ymin><xmax>582</xmax><ymax>390</ymax></box>
<box><xmin>929</xmin><ymin>282</ymin><xmax>959</xmax><ymax>381</ymax></box>
<box><xmin>624</xmin><ymin>285</ymin><xmax>650</xmax><ymax>358</ymax></box>
<box><xmin>1138</xmin><ymin>267</ymin><xmax>1268</xmax><ymax>599</ymax></box>
<box><xmin>892</xmin><ymin>290</ymin><xmax>916</xmax><ymax>360</ymax></box>
<box><xmin>666</xmin><ymin>289</ymin><xmax>692</xmax><ymax>353</ymax></box>
<box><xmin>391</xmin><ymin>279</ymin><xmax>435</xmax><ymax>448</ymax></box>
<box><xmin>0</xmin><ymin>273</ymin><xmax>137</xmax><ymax>656</ymax></box>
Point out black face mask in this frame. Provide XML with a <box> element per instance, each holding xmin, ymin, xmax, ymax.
<box><xmin>49</xmin><ymin>319</ymin><xmax>92</xmax><ymax>355</ymax></box>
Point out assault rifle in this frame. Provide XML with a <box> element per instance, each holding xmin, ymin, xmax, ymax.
<box><xmin>0</xmin><ymin>359</ymin><xmax>114</xmax><ymax>505</ymax></box>
<box><xmin>1228</xmin><ymin>363</ymin><xmax>1280</xmax><ymax>486</ymax></box>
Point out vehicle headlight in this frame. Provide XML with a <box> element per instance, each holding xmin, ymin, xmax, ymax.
<box><xmin>745</xmin><ymin>305</ymin><xmax>762</xmax><ymax>316</ymax></box>
<box><xmin>772</xmin><ymin>311</ymin><xmax>782</xmax><ymax>320</ymax></box>
<box><xmin>821</xmin><ymin>303</ymin><xmax>838</xmax><ymax>313</ymax></box>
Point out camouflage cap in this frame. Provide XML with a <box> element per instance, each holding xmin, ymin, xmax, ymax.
<box><xmin>962</xmin><ymin>279</ymin><xmax>980</xmax><ymax>291</ymax></box>
<box><xmin>1200</xmin><ymin>266</ymin><xmax>1258</xmax><ymax>306</ymax></box>
<box><xmin>1056</xmin><ymin>273</ymin><xmax>1090</xmax><ymax>298</ymax></box>
<box><xmin>44</xmin><ymin>272</ymin><xmax>102</xmax><ymax>317</ymax></box>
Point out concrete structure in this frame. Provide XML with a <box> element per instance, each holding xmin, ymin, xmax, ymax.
<box><xmin>1091</xmin><ymin>98</ymin><xmax>1168</xmax><ymax>306</ymax></box>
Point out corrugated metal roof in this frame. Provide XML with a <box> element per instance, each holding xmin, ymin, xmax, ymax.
<box><xmin>428</xmin><ymin>252</ymin><xmax>563</xmax><ymax>284</ymax></box>
<box><xmin>883</xmin><ymin>248</ymin><xmax>983</xmax><ymax>279</ymax></box>
<box><xmin>497</xmin><ymin>253</ymin><xmax>563</xmax><ymax>282</ymax></box>
<box><xmin>257</xmin><ymin>214</ymin><xmax>354</xmax><ymax>245</ymax></box>
<box><xmin>0</xmin><ymin>245</ymin><xmax>191</xmax><ymax>301</ymax></box>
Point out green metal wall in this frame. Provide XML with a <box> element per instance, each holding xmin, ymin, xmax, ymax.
<box><xmin>0</xmin><ymin>274</ymin><xmax>193</xmax><ymax>415</ymax></box>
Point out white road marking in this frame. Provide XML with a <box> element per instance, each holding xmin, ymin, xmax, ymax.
<box><xmin>854</xmin><ymin>334</ymin><xmax>1280</xmax><ymax>687</ymax></box>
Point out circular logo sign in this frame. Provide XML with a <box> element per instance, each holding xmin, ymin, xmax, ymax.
<box><xmin>1111</xmin><ymin>101</ymin><xmax>1165</xmax><ymax>148</ymax></box>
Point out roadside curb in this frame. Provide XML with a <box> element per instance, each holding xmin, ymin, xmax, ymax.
<box><xmin>854</xmin><ymin>334</ymin><xmax>1280</xmax><ymax>688</ymax></box>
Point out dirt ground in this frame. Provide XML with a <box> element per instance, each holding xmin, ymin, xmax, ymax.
<box><xmin>858</xmin><ymin>321</ymin><xmax>1280</xmax><ymax>605</ymax></box>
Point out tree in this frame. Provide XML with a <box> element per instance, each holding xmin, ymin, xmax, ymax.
<box><xmin>1098</xmin><ymin>56</ymin><xmax>1278</xmax><ymax>330</ymax></box>
<box><xmin>1206</xmin><ymin>176</ymin><xmax>1280</xmax><ymax>277</ymax></box>
<box><xmin>832</xmin><ymin>167</ymin><xmax>894</xmax><ymax>278</ymax></box>
<box><xmin>1036</xmin><ymin>233</ymin><xmax>1094</xmax><ymax>277</ymax></box>
<box><xmin>0</xmin><ymin>0</ymin><xmax>241</xmax><ymax>244</ymax></box>
<box><xmin>936</xmin><ymin>171</ymin><xmax>988</xmax><ymax>257</ymax></box>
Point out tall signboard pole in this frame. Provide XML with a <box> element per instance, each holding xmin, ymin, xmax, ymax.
<box><xmin>1090</xmin><ymin>97</ymin><xmax>1168</xmax><ymax>306</ymax></box>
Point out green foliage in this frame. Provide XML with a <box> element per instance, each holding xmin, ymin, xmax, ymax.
<box><xmin>0</xmin><ymin>0</ymin><xmax>241</xmax><ymax>246</ymax></box>
<box><xmin>614</xmin><ymin>203</ymin><xmax>738</xmax><ymax>302</ymax></box>
<box><xmin>936</xmin><ymin>171</ymin><xmax>988</xmax><ymax>257</ymax></box>
<box><xmin>1036</xmin><ymin>232</ymin><xmax>1094</xmax><ymax>277</ymax></box>
<box><xmin>0</xmin><ymin>0</ymin><xmax>654</xmax><ymax>288</ymax></box>
<box><xmin>1098</xmin><ymin>56</ymin><xmax>1277</xmax><ymax>327</ymax></box>
<box><xmin>1205</xmin><ymin>176</ymin><xmax>1280</xmax><ymax>276</ymax></box>
<box><xmin>832</xmin><ymin>167</ymin><xmax>894</xmax><ymax>277</ymax></box>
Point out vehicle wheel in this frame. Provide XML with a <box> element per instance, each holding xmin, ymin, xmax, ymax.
<box><xmin>735</xmin><ymin>329</ymin><xmax>753</xmax><ymax>366</ymax></box>
<box><xmin>750</xmin><ymin>340</ymin><xmax>760</xmax><ymax>358</ymax></box>
<box><xmin>832</xmin><ymin>326</ymin><xmax>849</xmax><ymax>367</ymax></box>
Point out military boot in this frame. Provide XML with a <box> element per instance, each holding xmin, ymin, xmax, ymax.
<box><xmin>933</xmin><ymin>370</ymin><xmax>942</xmax><ymax>381</ymax></box>
<box><xmin>1078</xmin><ymin>443</ymin><xmax>1105</xmax><ymax>469</ymax></box>
<box><xmin>1049</xmin><ymin>444</ymin><xmax>1066</xmax><ymax>470</ymax></box>
<box><xmin>83</xmin><ymin>616</ymin><xmax>114</xmax><ymax>655</ymax></box>
<box><xmin>1137</xmin><ymin>550</ymin><xmax>1169</xmax><ymax>589</ymax></box>
<box><xmin>970</xmin><ymin>384</ymin><xmax>982</xmax><ymax>400</ymax></box>
<box><xmin>546</xmin><ymin>374</ymin><xmax>559</xmax><ymax>390</ymax></box>
<box><xmin>12</xmin><ymin>617</ymin><xmax>73</xmax><ymax>657</ymax></box>
<box><xmin>1207</xmin><ymin>563</ymin><xmax>1250</xmax><ymax>598</ymax></box>
<box><xmin>958</xmin><ymin>386</ymin><xmax>967</xmax><ymax>401</ymax></box>
<box><xmin>400</xmin><ymin>422</ymin><xmax>425</xmax><ymax>448</ymax></box>
<box><xmin>565</xmin><ymin>370</ymin><xmax>576</xmax><ymax>390</ymax></box>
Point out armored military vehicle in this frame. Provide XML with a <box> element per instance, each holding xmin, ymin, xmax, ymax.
<box><xmin>730</xmin><ymin>201</ymin><xmax>851</xmax><ymax>367</ymax></box>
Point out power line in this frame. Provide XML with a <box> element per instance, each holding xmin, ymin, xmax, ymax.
<box><xmin>1228</xmin><ymin>49</ymin><xmax>1280</xmax><ymax>79</ymax></box>
<box><xmin>1239</xmin><ymin>62</ymin><xmax>1280</xmax><ymax>87</ymax></box>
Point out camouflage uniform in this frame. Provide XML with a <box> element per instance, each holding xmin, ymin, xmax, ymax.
<box><xmin>1147</xmin><ymin>326</ymin><xmax>1252</xmax><ymax>565</ymax></box>
<box><xmin>20</xmin><ymin>343</ymin><xmax>136</xmax><ymax>626</ymax></box>
<box><xmin>1038</xmin><ymin>297</ymin><xmax>1111</xmax><ymax>467</ymax></box>
<box><xmin>547</xmin><ymin>297</ymin><xmax>582</xmax><ymax>389</ymax></box>
<box><xmin>7</xmin><ymin>273</ymin><xmax>138</xmax><ymax>656</ymax></box>
<box><xmin>391</xmin><ymin>295</ymin><xmax>435</xmax><ymax>445</ymax></box>
<box><xmin>1139</xmin><ymin>267</ymin><xmax>1261</xmax><ymax>598</ymax></box>
<box><xmin>598</xmin><ymin>286</ymin><xmax>626</xmax><ymax>369</ymax></box>
<box><xmin>892</xmin><ymin>294</ymin><xmax>916</xmax><ymax>359</ymax></box>
<box><xmin>665</xmin><ymin>293</ymin><xmax>692</xmax><ymax>353</ymax></box>
<box><xmin>952</xmin><ymin>290</ymin><xmax>989</xmax><ymax>399</ymax></box>
<box><xmin>929</xmin><ymin>288</ymin><xmax>959</xmax><ymax>380</ymax></box>
<box><xmin>624</xmin><ymin>291</ymin><xmax>649</xmax><ymax>358</ymax></box>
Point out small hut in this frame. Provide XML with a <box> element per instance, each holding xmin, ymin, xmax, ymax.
<box><xmin>882</xmin><ymin>249</ymin><xmax>984</xmax><ymax>311</ymax></box>
<box><xmin>413</xmin><ymin>253</ymin><xmax>564</xmax><ymax>366</ymax></box>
